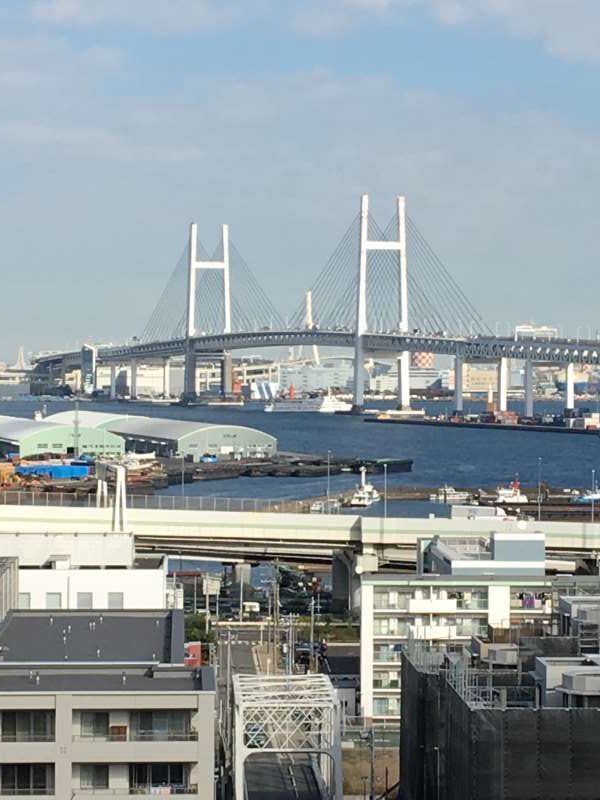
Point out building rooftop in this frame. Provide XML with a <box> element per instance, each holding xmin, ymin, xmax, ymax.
<box><xmin>0</xmin><ymin>414</ymin><xmax>73</xmax><ymax>444</ymax></box>
<box><xmin>0</xmin><ymin>610</ymin><xmax>184</xmax><ymax>663</ymax></box>
<box><xmin>0</xmin><ymin>663</ymin><xmax>214</xmax><ymax>693</ymax></box>
<box><xmin>47</xmin><ymin>410</ymin><xmax>277</xmax><ymax>445</ymax></box>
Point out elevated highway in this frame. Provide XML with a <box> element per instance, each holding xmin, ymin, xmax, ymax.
<box><xmin>2</xmin><ymin>503</ymin><xmax>600</xmax><ymax>566</ymax></box>
<box><xmin>32</xmin><ymin>330</ymin><xmax>600</xmax><ymax>370</ymax></box>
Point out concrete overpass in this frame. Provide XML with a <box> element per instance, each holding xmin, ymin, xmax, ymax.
<box><xmin>2</xmin><ymin>502</ymin><xmax>600</xmax><ymax>563</ymax></box>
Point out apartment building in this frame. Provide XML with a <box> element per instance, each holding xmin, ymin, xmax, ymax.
<box><xmin>360</xmin><ymin>530</ymin><xmax>554</xmax><ymax>721</ymax></box>
<box><xmin>0</xmin><ymin>610</ymin><xmax>216</xmax><ymax>798</ymax></box>
<box><xmin>17</xmin><ymin>555</ymin><xmax>181</xmax><ymax>611</ymax></box>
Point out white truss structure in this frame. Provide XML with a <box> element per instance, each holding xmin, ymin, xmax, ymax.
<box><xmin>232</xmin><ymin>673</ymin><xmax>342</xmax><ymax>800</ymax></box>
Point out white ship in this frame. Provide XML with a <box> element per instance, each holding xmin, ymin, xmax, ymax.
<box><xmin>264</xmin><ymin>392</ymin><xmax>352</xmax><ymax>413</ymax></box>
<box><xmin>344</xmin><ymin>467</ymin><xmax>381</xmax><ymax>508</ymax></box>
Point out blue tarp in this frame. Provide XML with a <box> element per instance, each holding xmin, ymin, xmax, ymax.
<box><xmin>15</xmin><ymin>464</ymin><xmax>89</xmax><ymax>479</ymax></box>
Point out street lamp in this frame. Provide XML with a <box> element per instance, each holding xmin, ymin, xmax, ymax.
<box><xmin>537</xmin><ymin>457</ymin><xmax>542</xmax><ymax>522</ymax></box>
<box><xmin>592</xmin><ymin>468</ymin><xmax>596</xmax><ymax>524</ymax></box>
<box><xmin>383</xmin><ymin>463</ymin><xmax>388</xmax><ymax>519</ymax></box>
<box><xmin>326</xmin><ymin>449</ymin><xmax>332</xmax><ymax>513</ymax></box>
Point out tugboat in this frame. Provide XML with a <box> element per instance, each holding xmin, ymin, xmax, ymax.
<box><xmin>495</xmin><ymin>476</ymin><xmax>528</xmax><ymax>504</ymax></box>
<box><xmin>344</xmin><ymin>466</ymin><xmax>381</xmax><ymax>508</ymax></box>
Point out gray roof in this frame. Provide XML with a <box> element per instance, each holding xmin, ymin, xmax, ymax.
<box><xmin>0</xmin><ymin>664</ymin><xmax>214</xmax><ymax>693</ymax></box>
<box><xmin>0</xmin><ymin>414</ymin><xmax>68</xmax><ymax>444</ymax></box>
<box><xmin>0</xmin><ymin>610</ymin><xmax>185</xmax><ymax>663</ymax></box>
<box><xmin>47</xmin><ymin>410</ymin><xmax>277</xmax><ymax>446</ymax></box>
<box><xmin>47</xmin><ymin>410</ymin><xmax>125</xmax><ymax>428</ymax></box>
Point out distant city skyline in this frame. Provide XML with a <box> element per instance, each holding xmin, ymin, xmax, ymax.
<box><xmin>2</xmin><ymin>1</ymin><xmax>600</xmax><ymax>360</ymax></box>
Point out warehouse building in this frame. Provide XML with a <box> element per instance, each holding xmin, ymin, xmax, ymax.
<box><xmin>47</xmin><ymin>410</ymin><xmax>277</xmax><ymax>461</ymax></box>
<box><xmin>0</xmin><ymin>415</ymin><xmax>124</xmax><ymax>458</ymax></box>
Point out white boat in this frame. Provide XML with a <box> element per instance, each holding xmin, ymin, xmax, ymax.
<box><xmin>495</xmin><ymin>478</ymin><xmax>528</xmax><ymax>504</ymax></box>
<box><xmin>345</xmin><ymin>467</ymin><xmax>381</xmax><ymax>508</ymax></box>
<box><xmin>429</xmin><ymin>485</ymin><xmax>472</xmax><ymax>504</ymax></box>
<box><xmin>264</xmin><ymin>392</ymin><xmax>352</xmax><ymax>413</ymax></box>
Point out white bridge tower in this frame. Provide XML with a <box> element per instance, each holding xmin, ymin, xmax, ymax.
<box><xmin>183</xmin><ymin>221</ymin><xmax>231</xmax><ymax>396</ymax></box>
<box><xmin>352</xmin><ymin>193</ymin><xmax>410</xmax><ymax>410</ymax></box>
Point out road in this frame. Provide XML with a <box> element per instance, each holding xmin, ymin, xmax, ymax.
<box><xmin>246</xmin><ymin>754</ymin><xmax>321</xmax><ymax>800</ymax></box>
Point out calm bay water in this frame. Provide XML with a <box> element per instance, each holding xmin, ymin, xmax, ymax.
<box><xmin>3</xmin><ymin>397</ymin><xmax>599</xmax><ymax>516</ymax></box>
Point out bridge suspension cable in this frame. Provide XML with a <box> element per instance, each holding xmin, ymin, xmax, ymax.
<box><xmin>141</xmin><ymin>231</ymin><xmax>285</xmax><ymax>342</ymax></box>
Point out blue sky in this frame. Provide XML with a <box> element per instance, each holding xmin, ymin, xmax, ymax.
<box><xmin>2</xmin><ymin>0</ymin><xmax>600</xmax><ymax>359</ymax></box>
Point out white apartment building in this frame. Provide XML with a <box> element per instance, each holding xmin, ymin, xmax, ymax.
<box><xmin>360</xmin><ymin>531</ymin><xmax>553</xmax><ymax>721</ymax></box>
<box><xmin>18</xmin><ymin>555</ymin><xmax>180</xmax><ymax>611</ymax></box>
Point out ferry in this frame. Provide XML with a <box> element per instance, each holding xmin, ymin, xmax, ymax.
<box><xmin>429</xmin><ymin>485</ymin><xmax>472</xmax><ymax>504</ymax></box>
<box><xmin>264</xmin><ymin>390</ymin><xmax>352</xmax><ymax>413</ymax></box>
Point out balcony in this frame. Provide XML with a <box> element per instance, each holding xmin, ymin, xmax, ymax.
<box><xmin>73</xmin><ymin>732</ymin><xmax>197</xmax><ymax>743</ymax></box>
<box><xmin>0</xmin><ymin>735</ymin><xmax>55</xmax><ymax>743</ymax></box>
<box><xmin>407</xmin><ymin>598</ymin><xmax>458</xmax><ymax>614</ymax></box>
<box><xmin>73</xmin><ymin>789</ymin><xmax>197</xmax><ymax>796</ymax></box>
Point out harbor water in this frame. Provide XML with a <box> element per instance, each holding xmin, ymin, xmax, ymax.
<box><xmin>3</xmin><ymin>397</ymin><xmax>600</xmax><ymax>517</ymax></box>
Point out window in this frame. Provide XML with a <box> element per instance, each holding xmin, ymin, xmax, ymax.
<box><xmin>132</xmin><ymin>711</ymin><xmax>189</xmax><ymax>741</ymax></box>
<box><xmin>80</xmin><ymin>712</ymin><xmax>109</xmax><ymax>739</ymax></box>
<box><xmin>107</xmin><ymin>592</ymin><xmax>124</xmax><ymax>609</ymax></box>
<box><xmin>0</xmin><ymin>765</ymin><xmax>54</xmax><ymax>794</ymax></box>
<box><xmin>17</xmin><ymin>593</ymin><xmax>30</xmax><ymax>610</ymax></box>
<box><xmin>45</xmin><ymin>592</ymin><xmax>61</xmax><ymax>609</ymax></box>
<box><xmin>77</xmin><ymin>592</ymin><xmax>93</xmax><ymax>609</ymax></box>
<box><xmin>130</xmin><ymin>764</ymin><xmax>187</xmax><ymax>790</ymax></box>
<box><xmin>80</xmin><ymin>765</ymin><xmax>109</xmax><ymax>789</ymax></box>
<box><xmin>1</xmin><ymin>712</ymin><xmax>54</xmax><ymax>742</ymax></box>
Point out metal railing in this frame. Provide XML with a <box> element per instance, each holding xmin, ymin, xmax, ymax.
<box><xmin>76</xmin><ymin>788</ymin><xmax>197</xmax><ymax>796</ymax></box>
<box><xmin>73</xmin><ymin>732</ymin><xmax>197</xmax><ymax>742</ymax></box>
<box><xmin>0</xmin><ymin>734</ymin><xmax>54</xmax><ymax>742</ymax></box>
<box><xmin>0</xmin><ymin>491</ymin><xmax>311</xmax><ymax>514</ymax></box>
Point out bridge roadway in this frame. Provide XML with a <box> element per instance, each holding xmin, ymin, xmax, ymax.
<box><xmin>31</xmin><ymin>329</ymin><xmax>600</xmax><ymax>371</ymax></box>
<box><xmin>3</xmin><ymin>503</ymin><xmax>600</xmax><ymax>563</ymax></box>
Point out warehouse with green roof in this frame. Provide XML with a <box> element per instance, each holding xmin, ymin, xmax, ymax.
<box><xmin>47</xmin><ymin>410</ymin><xmax>277</xmax><ymax>461</ymax></box>
<box><xmin>0</xmin><ymin>415</ymin><xmax>125</xmax><ymax>458</ymax></box>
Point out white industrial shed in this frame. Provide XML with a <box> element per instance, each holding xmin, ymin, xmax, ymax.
<box><xmin>0</xmin><ymin>415</ymin><xmax>124</xmax><ymax>458</ymax></box>
<box><xmin>47</xmin><ymin>410</ymin><xmax>277</xmax><ymax>461</ymax></box>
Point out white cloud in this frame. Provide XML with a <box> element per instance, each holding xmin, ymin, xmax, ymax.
<box><xmin>292</xmin><ymin>0</ymin><xmax>600</xmax><ymax>63</ymax></box>
<box><xmin>1</xmin><ymin>30</ymin><xmax>599</xmax><ymax>358</ymax></box>
<box><xmin>29</xmin><ymin>0</ymin><xmax>238</xmax><ymax>33</ymax></box>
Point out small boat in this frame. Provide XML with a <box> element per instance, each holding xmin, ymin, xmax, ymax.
<box><xmin>344</xmin><ymin>467</ymin><xmax>381</xmax><ymax>508</ymax></box>
<box><xmin>429</xmin><ymin>485</ymin><xmax>472</xmax><ymax>504</ymax></box>
<box><xmin>570</xmin><ymin>491</ymin><xmax>600</xmax><ymax>505</ymax></box>
<box><xmin>495</xmin><ymin>477</ymin><xmax>528</xmax><ymax>504</ymax></box>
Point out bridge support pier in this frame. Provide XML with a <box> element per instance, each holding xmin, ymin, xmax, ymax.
<box><xmin>162</xmin><ymin>358</ymin><xmax>171</xmax><ymax>398</ymax></box>
<box><xmin>565</xmin><ymin>362</ymin><xmax>575</xmax><ymax>410</ymax></box>
<box><xmin>397</xmin><ymin>352</ymin><xmax>410</xmax><ymax>409</ymax></box>
<box><xmin>497</xmin><ymin>357</ymin><xmax>508</xmax><ymax>413</ymax></box>
<box><xmin>524</xmin><ymin>359</ymin><xmax>534</xmax><ymax>417</ymax></box>
<box><xmin>455</xmin><ymin>355</ymin><xmax>464</xmax><ymax>412</ymax></box>
<box><xmin>130</xmin><ymin>359</ymin><xmax>138</xmax><ymax>400</ymax></box>
<box><xmin>109</xmin><ymin>364</ymin><xmax>117</xmax><ymax>399</ymax></box>
<box><xmin>183</xmin><ymin>345</ymin><xmax>196</xmax><ymax>399</ymax></box>
<box><xmin>221</xmin><ymin>351</ymin><xmax>233</xmax><ymax>397</ymax></box>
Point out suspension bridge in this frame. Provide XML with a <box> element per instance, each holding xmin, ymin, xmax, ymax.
<box><xmin>32</xmin><ymin>194</ymin><xmax>597</xmax><ymax>413</ymax></box>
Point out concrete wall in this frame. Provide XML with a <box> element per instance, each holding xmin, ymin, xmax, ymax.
<box><xmin>0</xmin><ymin>529</ymin><xmax>134</xmax><ymax>567</ymax></box>
<box><xmin>18</xmin><ymin>567</ymin><xmax>168</xmax><ymax>611</ymax></box>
